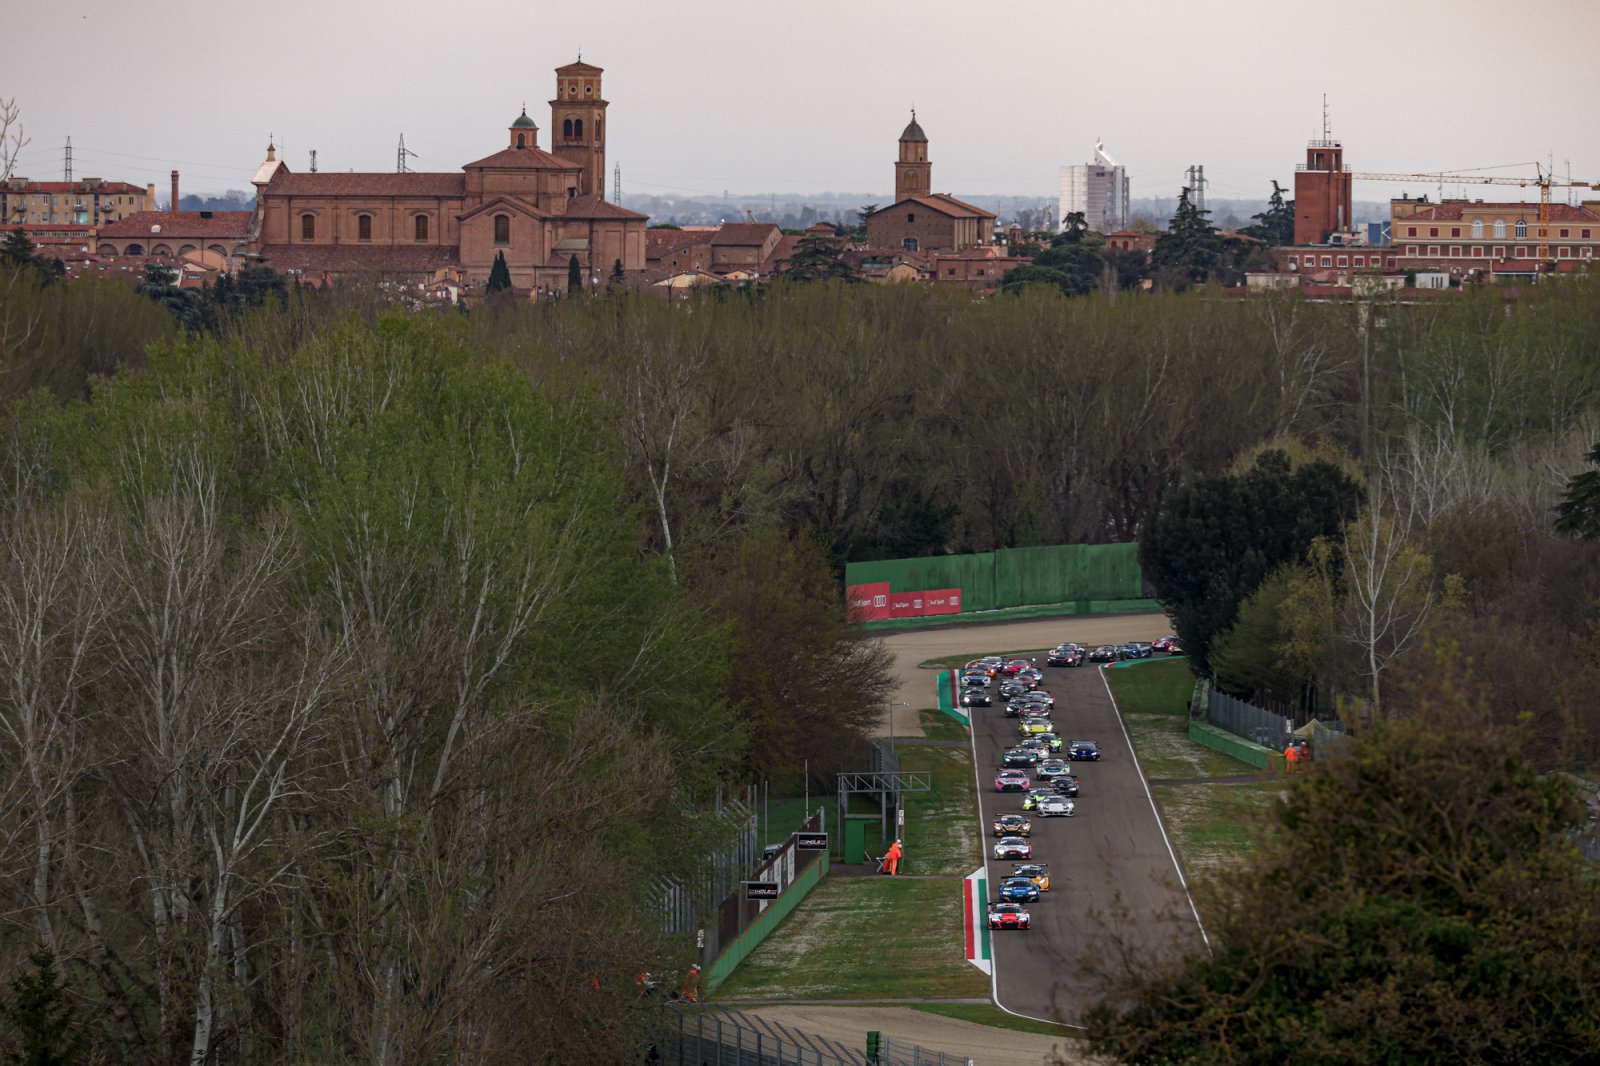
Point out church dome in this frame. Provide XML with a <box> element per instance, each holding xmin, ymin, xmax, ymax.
<box><xmin>899</xmin><ymin>113</ymin><xmax>927</xmax><ymax>143</ymax></box>
<box><xmin>511</xmin><ymin>108</ymin><xmax>537</xmax><ymax>130</ymax></box>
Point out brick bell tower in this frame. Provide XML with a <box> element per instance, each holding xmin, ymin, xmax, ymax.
<box><xmin>550</xmin><ymin>58</ymin><xmax>608</xmax><ymax>196</ymax></box>
<box><xmin>895</xmin><ymin>110</ymin><xmax>930</xmax><ymax>203</ymax></box>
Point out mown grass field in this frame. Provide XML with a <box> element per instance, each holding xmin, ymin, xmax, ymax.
<box><xmin>712</xmin><ymin>878</ymin><xmax>989</xmax><ymax>999</ymax></box>
<box><xmin>895</xmin><ymin>743</ymin><xmax>979</xmax><ymax>876</ymax></box>
<box><xmin>917</xmin><ymin>708</ymin><xmax>971</xmax><ymax>743</ymax></box>
<box><xmin>905</xmin><ymin>1002</ymin><xmax>1075</xmax><ymax>1035</ymax></box>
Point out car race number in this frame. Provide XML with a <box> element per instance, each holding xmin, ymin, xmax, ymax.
<box><xmin>795</xmin><ymin>832</ymin><xmax>828</xmax><ymax>851</ymax></box>
<box><xmin>744</xmin><ymin>881</ymin><xmax>780</xmax><ymax>900</ymax></box>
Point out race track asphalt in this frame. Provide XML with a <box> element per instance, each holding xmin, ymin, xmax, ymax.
<box><xmin>972</xmin><ymin>657</ymin><xmax>1209</xmax><ymax>1025</ymax></box>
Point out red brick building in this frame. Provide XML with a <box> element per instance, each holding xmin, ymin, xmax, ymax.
<box><xmin>1293</xmin><ymin>139</ymin><xmax>1354</xmax><ymax>245</ymax></box>
<box><xmin>247</xmin><ymin>59</ymin><xmax>646</xmax><ymax>291</ymax></box>
<box><xmin>865</xmin><ymin>114</ymin><xmax>995</xmax><ymax>255</ymax></box>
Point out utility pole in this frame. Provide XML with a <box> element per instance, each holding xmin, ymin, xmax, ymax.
<box><xmin>309</xmin><ymin>149</ymin><xmax>317</xmax><ymax>173</ymax></box>
<box><xmin>63</xmin><ymin>136</ymin><xmax>71</xmax><ymax>182</ymax></box>
<box><xmin>612</xmin><ymin>162</ymin><xmax>621</xmax><ymax>206</ymax></box>
<box><xmin>396</xmin><ymin>134</ymin><xmax>417</xmax><ymax>174</ymax></box>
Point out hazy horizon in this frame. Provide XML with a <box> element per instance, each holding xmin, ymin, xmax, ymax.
<box><xmin>6</xmin><ymin>0</ymin><xmax>1597</xmax><ymax>209</ymax></box>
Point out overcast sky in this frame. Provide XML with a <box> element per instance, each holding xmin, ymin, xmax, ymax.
<box><xmin>6</xmin><ymin>0</ymin><xmax>1599</xmax><ymax>207</ymax></box>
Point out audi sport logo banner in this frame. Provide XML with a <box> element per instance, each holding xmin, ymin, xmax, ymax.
<box><xmin>847</xmin><ymin>583</ymin><xmax>962</xmax><ymax>621</ymax></box>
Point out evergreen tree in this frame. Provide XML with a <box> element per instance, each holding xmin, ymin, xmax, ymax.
<box><xmin>567</xmin><ymin>253</ymin><xmax>582</xmax><ymax>297</ymax></box>
<box><xmin>772</xmin><ymin>234</ymin><xmax>859</xmax><ymax>283</ymax></box>
<box><xmin>1</xmin><ymin>951</ymin><xmax>85</xmax><ymax>1066</ymax></box>
<box><xmin>1555</xmin><ymin>442</ymin><xmax>1600</xmax><ymax>539</ymax></box>
<box><xmin>486</xmin><ymin>250</ymin><xmax>512</xmax><ymax>293</ymax></box>
<box><xmin>1240</xmin><ymin>180</ymin><xmax>1296</xmax><ymax>246</ymax></box>
<box><xmin>608</xmin><ymin>258</ymin><xmax>625</xmax><ymax>288</ymax></box>
<box><xmin>1151</xmin><ymin>187</ymin><xmax>1223</xmax><ymax>290</ymax></box>
<box><xmin>1054</xmin><ymin>210</ymin><xmax>1089</xmax><ymax>245</ymax></box>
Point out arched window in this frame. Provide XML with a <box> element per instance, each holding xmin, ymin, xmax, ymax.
<box><xmin>516</xmin><ymin>132</ymin><xmax>526</xmax><ymax>148</ymax></box>
<box><xmin>1494</xmin><ymin>219</ymin><xmax>1506</xmax><ymax>238</ymax></box>
<box><xmin>1515</xmin><ymin>219</ymin><xmax>1527</xmax><ymax>238</ymax></box>
<box><xmin>151</xmin><ymin>244</ymin><xmax>172</xmax><ymax>257</ymax></box>
<box><xmin>178</xmin><ymin>244</ymin><xmax>196</xmax><ymax>256</ymax></box>
<box><xmin>493</xmin><ymin>214</ymin><xmax>510</xmax><ymax>244</ymax></box>
<box><xmin>563</xmin><ymin>118</ymin><xmax>573</xmax><ymax>139</ymax></box>
<box><xmin>596</xmin><ymin>120</ymin><xmax>602</xmax><ymax>141</ymax></box>
<box><xmin>301</xmin><ymin>213</ymin><xmax>316</xmax><ymax>240</ymax></box>
<box><xmin>357</xmin><ymin>214</ymin><xmax>373</xmax><ymax>241</ymax></box>
<box><xmin>574</xmin><ymin>118</ymin><xmax>583</xmax><ymax>139</ymax></box>
<box><xmin>125</xmin><ymin>243</ymin><xmax>143</xmax><ymax>255</ymax></box>
<box><xmin>207</xmin><ymin>244</ymin><xmax>226</xmax><ymax>256</ymax></box>
<box><xmin>1471</xmin><ymin>219</ymin><xmax>1483</xmax><ymax>238</ymax></box>
<box><xmin>415</xmin><ymin>215</ymin><xmax>429</xmax><ymax>241</ymax></box>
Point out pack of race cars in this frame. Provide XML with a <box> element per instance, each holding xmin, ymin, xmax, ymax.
<box><xmin>971</xmin><ymin>645</ymin><xmax>1159</xmax><ymax>932</ymax></box>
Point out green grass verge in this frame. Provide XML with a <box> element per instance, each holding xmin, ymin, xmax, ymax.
<box><xmin>1151</xmin><ymin>780</ymin><xmax>1281</xmax><ymax>880</ymax></box>
<box><xmin>1103</xmin><ymin>657</ymin><xmax>1196</xmax><ymax>717</ymax></box>
<box><xmin>906</xmin><ymin>1002</ymin><xmax>1075</xmax><ymax>1035</ymax></box>
<box><xmin>712</xmin><ymin>878</ymin><xmax>989</xmax><ymax>999</ymax></box>
<box><xmin>917</xmin><ymin>708</ymin><xmax>971</xmax><ymax>743</ymax></box>
<box><xmin>895</xmin><ymin>744</ymin><xmax>980</xmax><ymax>876</ymax></box>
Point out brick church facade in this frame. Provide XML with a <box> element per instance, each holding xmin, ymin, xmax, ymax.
<box><xmin>249</xmin><ymin>60</ymin><xmax>646</xmax><ymax>291</ymax></box>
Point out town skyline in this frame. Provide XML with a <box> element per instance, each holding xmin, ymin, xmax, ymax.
<box><xmin>6</xmin><ymin>0</ymin><xmax>1599</xmax><ymax>206</ymax></box>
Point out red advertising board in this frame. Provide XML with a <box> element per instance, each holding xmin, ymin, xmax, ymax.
<box><xmin>846</xmin><ymin>582</ymin><xmax>891</xmax><ymax>622</ymax></box>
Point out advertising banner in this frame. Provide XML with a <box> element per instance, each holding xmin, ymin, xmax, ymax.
<box><xmin>845</xmin><ymin>582</ymin><xmax>891</xmax><ymax>622</ymax></box>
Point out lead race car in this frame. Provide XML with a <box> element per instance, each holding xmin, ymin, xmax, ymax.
<box><xmin>987</xmin><ymin>901</ymin><xmax>1032</xmax><ymax>930</ymax></box>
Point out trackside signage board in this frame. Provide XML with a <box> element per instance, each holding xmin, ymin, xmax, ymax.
<box><xmin>846</xmin><ymin>582</ymin><xmax>962</xmax><ymax>622</ymax></box>
<box><xmin>795</xmin><ymin>833</ymin><xmax>828</xmax><ymax>851</ymax></box>
<box><xmin>744</xmin><ymin>881</ymin><xmax>780</xmax><ymax>900</ymax></box>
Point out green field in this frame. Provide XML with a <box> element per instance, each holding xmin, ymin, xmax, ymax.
<box><xmin>1103</xmin><ymin>657</ymin><xmax>1197</xmax><ymax>718</ymax></box>
<box><xmin>712</xmin><ymin>878</ymin><xmax>989</xmax><ymax>999</ymax></box>
<box><xmin>1151</xmin><ymin>780</ymin><xmax>1281</xmax><ymax>877</ymax></box>
<box><xmin>895</xmin><ymin>744</ymin><xmax>980</xmax><ymax>875</ymax></box>
<box><xmin>906</xmin><ymin>1002</ymin><xmax>1076</xmax><ymax>1035</ymax></box>
<box><xmin>917</xmin><ymin>708</ymin><xmax>971</xmax><ymax>743</ymax></box>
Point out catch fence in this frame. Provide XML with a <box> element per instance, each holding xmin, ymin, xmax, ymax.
<box><xmin>1205</xmin><ymin>686</ymin><xmax>1294</xmax><ymax>751</ymax></box>
<box><xmin>647</xmin><ymin>788</ymin><xmax>761</xmax><ymax>960</ymax></box>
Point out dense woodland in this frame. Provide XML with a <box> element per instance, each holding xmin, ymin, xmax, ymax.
<box><xmin>5</xmin><ymin>258</ymin><xmax>1600</xmax><ymax>1060</ymax></box>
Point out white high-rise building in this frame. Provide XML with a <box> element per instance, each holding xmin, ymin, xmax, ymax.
<box><xmin>1058</xmin><ymin>141</ymin><xmax>1129</xmax><ymax>233</ymax></box>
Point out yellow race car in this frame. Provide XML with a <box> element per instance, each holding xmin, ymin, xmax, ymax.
<box><xmin>1011</xmin><ymin>862</ymin><xmax>1050</xmax><ymax>892</ymax></box>
<box><xmin>1018</xmin><ymin>717</ymin><xmax>1053</xmax><ymax>737</ymax></box>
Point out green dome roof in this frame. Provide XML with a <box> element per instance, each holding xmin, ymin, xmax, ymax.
<box><xmin>511</xmin><ymin>108</ymin><xmax>537</xmax><ymax>130</ymax></box>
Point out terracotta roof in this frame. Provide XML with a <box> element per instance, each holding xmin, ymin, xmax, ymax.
<box><xmin>710</xmin><ymin>222</ymin><xmax>780</xmax><ymax>246</ymax></box>
<box><xmin>2</xmin><ymin>179</ymin><xmax>145</xmax><ymax>195</ymax></box>
<box><xmin>562</xmin><ymin>194</ymin><xmax>647</xmax><ymax>221</ymax></box>
<box><xmin>256</xmin><ymin>244</ymin><xmax>456</xmax><ymax>274</ymax></box>
<box><xmin>463</xmin><ymin>146</ymin><xmax>582</xmax><ymax>171</ymax></box>
<box><xmin>97</xmin><ymin>211</ymin><xmax>252</xmax><ymax>238</ymax></box>
<box><xmin>925</xmin><ymin>193</ymin><xmax>996</xmax><ymax>219</ymax></box>
<box><xmin>1402</xmin><ymin>202</ymin><xmax>1600</xmax><ymax>223</ymax></box>
<box><xmin>871</xmin><ymin>195</ymin><xmax>995</xmax><ymax>221</ymax></box>
<box><xmin>645</xmin><ymin>229</ymin><xmax>709</xmax><ymax>259</ymax></box>
<box><xmin>268</xmin><ymin>172</ymin><xmax>466</xmax><ymax>197</ymax></box>
<box><xmin>759</xmin><ymin>233</ymin><xmax>804</xmax><ymax>272</ymax></box>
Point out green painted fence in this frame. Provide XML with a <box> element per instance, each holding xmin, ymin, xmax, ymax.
<box><xmin>1188</xmin><ymin>720</ymin><xmax>1283</xmax><ymax>772</ymax></box>
<box><xmin>704</xmin><ymin>853</ymin><xmax>828</xmax><ymax>992</ymax></box>
<box><xmin>846</xmin><ymin>543</ymin><xmax>1144</xmax><ymax>614</ymax></box>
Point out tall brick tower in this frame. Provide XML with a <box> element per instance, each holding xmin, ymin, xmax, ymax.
<box><xmin>1293</xmin><ymin>138</ymin><xmax>1353</xmax><ymax>245</ymax></box>
<box><xmin>550</xmin><ymin>59</ymin><xmax>608</xmax><ymax>196</ymax></box>
<box><xmin>895</xmin><ymin>111</ymin><xmax>931</xmax><ymax>203</ymax></box>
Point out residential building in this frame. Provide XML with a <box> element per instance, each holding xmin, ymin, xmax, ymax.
<box><xmin>95</xmin><ymin>211</ymin><xmax>253</xmax><ymax>270</ymax></box>
<box><xmin>1059</xmin><ymin>141</ymin><xmax>1128</xmax><ymax>234</ymax></box>
<box><xmin>247</xmin><ymin>59</ymin><xmax>647</xmax><ymax>291</ymax></box>
<box><xmin>1388</xmin><ymin>196</ymin><xmax>1600</xmax><ymax>276</ymax></box>
<box><xmin>1</xmin><ymin>176</ymin><xmax>155</xmax><ymax>228</ymax></box>
<box><xmin>865</xmin><ymin>114</ymin><xmax>995</xmax><ymax>255</ymax></box>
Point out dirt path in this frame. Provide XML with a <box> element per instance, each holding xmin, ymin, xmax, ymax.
<box><xmin>739</xmin><ymin>1004</ymin><xmax>1101</xmax><ymax>1065</ymax></box>
<box><xmin>877</xmin><ymin>612</ymin><xmax>1172</xmax><ymax>739</ymax></box>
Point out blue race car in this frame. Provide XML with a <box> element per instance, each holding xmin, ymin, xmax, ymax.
<box><xmin>998</xmin><ymin>876</ymin><xmax>1041</xmax><ymax>903</ymax></box>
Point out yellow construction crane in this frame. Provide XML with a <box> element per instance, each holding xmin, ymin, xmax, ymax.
<box><xmin>1352</xmin><ymin>165</ymin><xmax>1596</xmax><ymax>260</ymax></box>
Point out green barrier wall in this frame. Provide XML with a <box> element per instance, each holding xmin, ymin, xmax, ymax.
<box><xmin>847</xmin><ymin>543</ymin><xmax>1144</xmax><ymax>615</ymax></box>
<box><xmin>705</xmin><ymin>854</ymin><xmax>828</xmax><ymax>993</ymax></box>
<box><xmin>1188</xmin><ymin>720</ymin><xmax>1283</xmax><ymax>772</ymax></box>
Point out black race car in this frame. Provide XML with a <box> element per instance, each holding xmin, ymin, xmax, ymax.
<box><xmin>1088</xmin><ymin>644</ymin><xmax>1119</xmax><ymax>663</ymax></box>
<box><xmin>960</xmin><ymin>688</ymin><xmax>992</xmax><ymax>708</ymax></box>
<box><xmin>1046</xmin><ymin>644</ymin><xmax>1085</xmax><ymax>667</ymax></box>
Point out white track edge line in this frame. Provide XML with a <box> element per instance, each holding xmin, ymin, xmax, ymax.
<box><xmin>1097</xmin><ymin>664</ymin><xmax>1212</xmax><ymax>954</ymax></box>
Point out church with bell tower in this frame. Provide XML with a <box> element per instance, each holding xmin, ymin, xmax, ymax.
<box><xmin>247</xmin><ymin>56</ymin><xmax>645</xmax><ymax>292</ymax></box>
<box><xmin>866</xmin><ymin>110</ymin><xmax>996</xmax><ymax>255</ymax></box>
